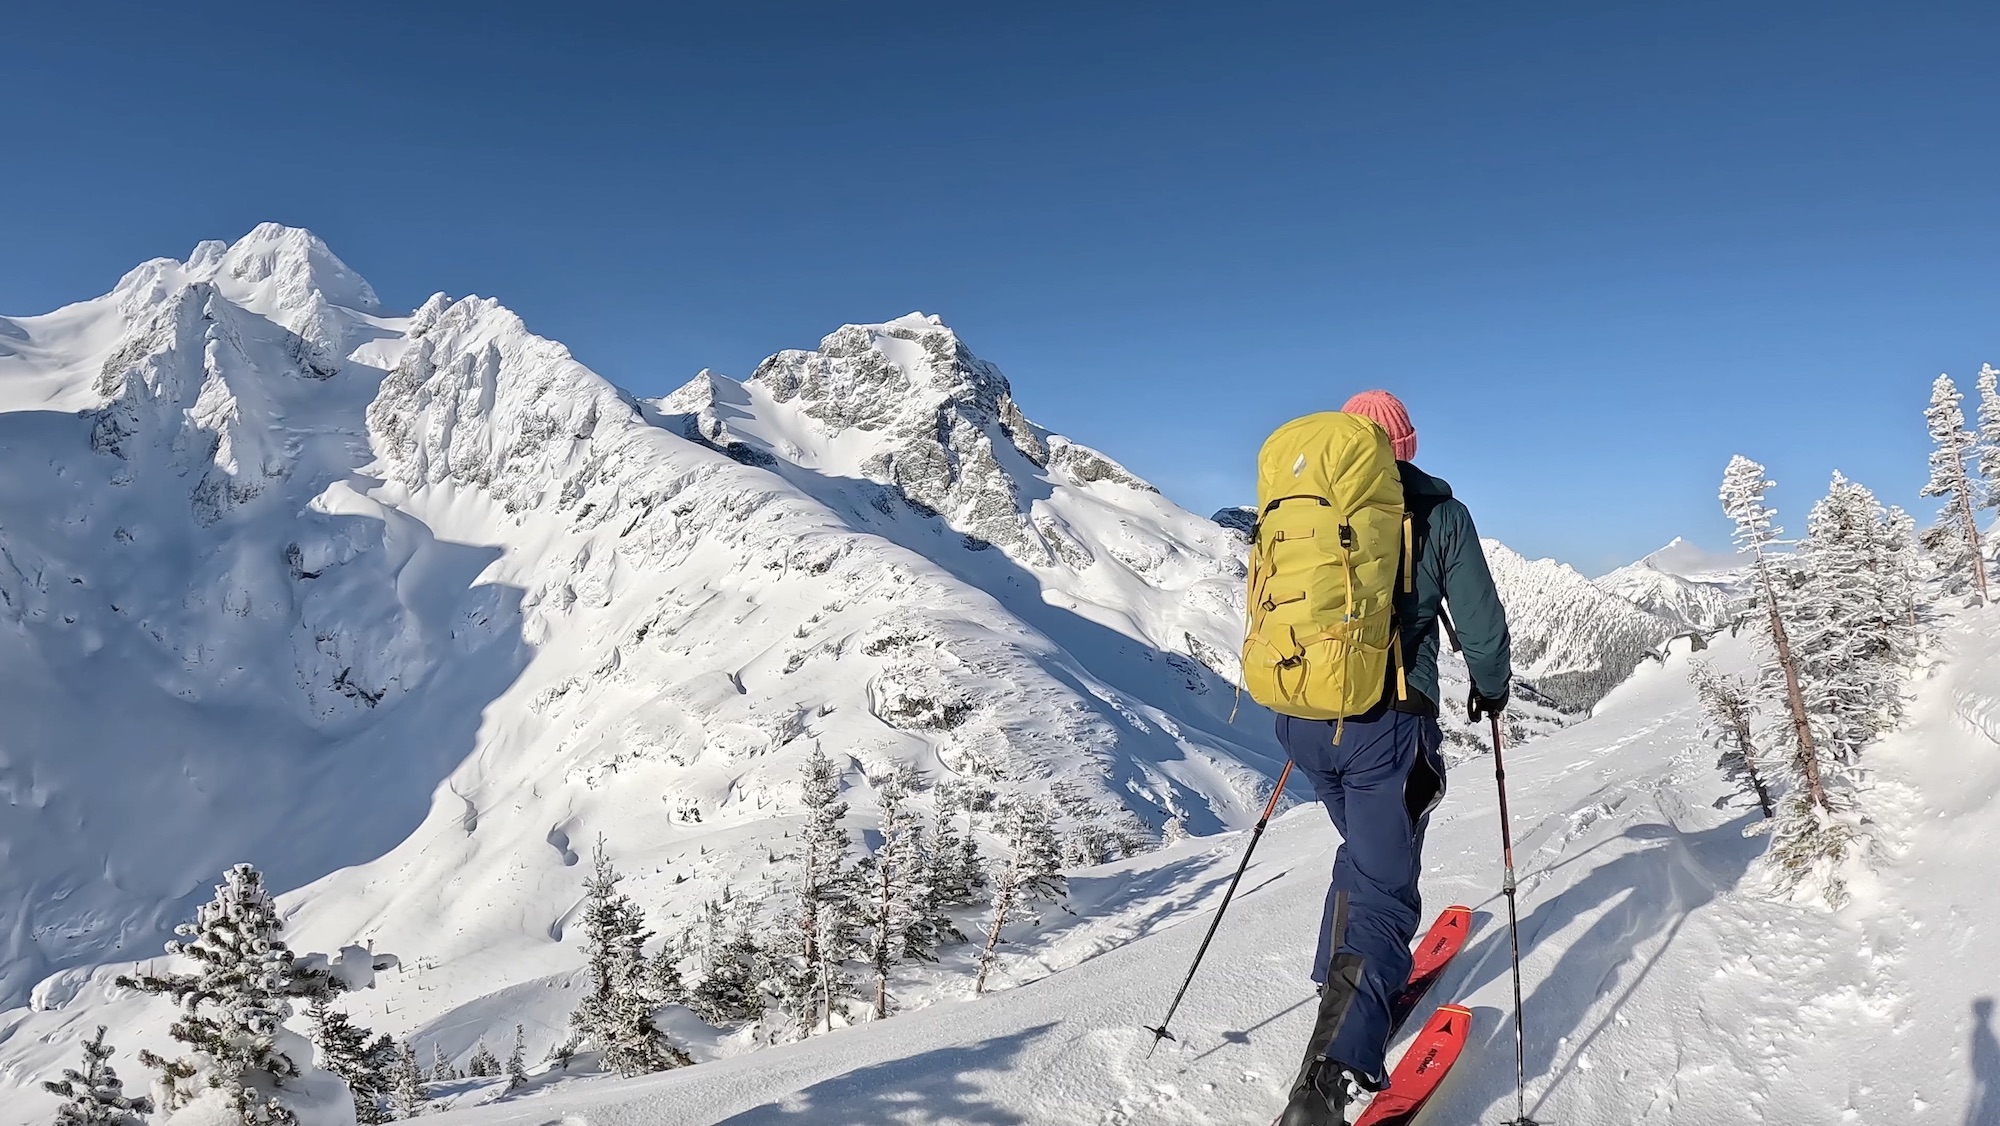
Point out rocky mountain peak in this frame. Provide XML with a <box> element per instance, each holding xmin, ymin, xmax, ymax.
<box><xmin>750</xmin><ymin>313</ymin><xmax>1027</xmax><ymax>446</ymax></box>
<box><xmin>730</xmin><ymin>313</ymin><xmax>1158</xmax><ymax>565</ymax></box>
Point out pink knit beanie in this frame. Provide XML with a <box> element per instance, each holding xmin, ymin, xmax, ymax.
<box><xmin>1342</xmin><ymin>390</ymin><xmax>1417</xmax><ymax>462</ymax></box>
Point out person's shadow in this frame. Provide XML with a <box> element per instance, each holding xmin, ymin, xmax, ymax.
<box><xmin>1968</xmin><ymin>998</ymin><xmax>2000</xmax><ymax>1125</ymax></box>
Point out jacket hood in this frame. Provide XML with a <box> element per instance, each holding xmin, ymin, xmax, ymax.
<box><xmin>1397</xmin><ymin>462</ymin><xmax>1455</xmax><ymax>502</ymax></box>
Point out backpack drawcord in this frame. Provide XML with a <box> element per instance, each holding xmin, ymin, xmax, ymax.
<box><xmin>1333</xmin><ymin>531</ymin><xmax>1356</xmax><ymax>745</ymax></box>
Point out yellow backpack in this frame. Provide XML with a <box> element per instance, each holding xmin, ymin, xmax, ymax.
<box><xmin>1241</xmin><ymin>412</ymin><xmax>1413</xmax><ymax>732</ymax></box>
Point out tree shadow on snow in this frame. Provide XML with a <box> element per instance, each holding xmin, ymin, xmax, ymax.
<box><xmin>1969</xmin><ymin>998</ymin><xmax>2000</xmax><ymax>1126</ymax></box>
<box><xmin>1442</xmin><ymin>812</ymin><xmax>1762</xmax><ymax>1119</ymax></box>
<box><xmin>714</xmin><ymin>1025</ymin><xmax>1053</xmax><ymax>1126</ymax></box>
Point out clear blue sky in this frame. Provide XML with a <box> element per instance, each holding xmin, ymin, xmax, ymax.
<box><xmin>7</xmin><ymin>1</ymin><xmax>1998</xmax><ymax>573</ymax></box>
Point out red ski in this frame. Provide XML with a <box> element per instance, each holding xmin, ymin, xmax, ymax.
<box><xmin>1351</xmin><ymin>1004</ymin><xmax>1474</xmax><ymax>1126</ymax></box>
<box><xmin>1266</xmin><ymin>907</ymin><xmax>1475</xmax><ymax>1126</ymax></box>
<box><xmin>1387</xmin><ymin>904</ymin><xmax>1471</xmax><ymax>1034</ymax></box>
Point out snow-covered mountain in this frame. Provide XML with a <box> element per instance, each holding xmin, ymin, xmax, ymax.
<box><xmin>1480</xmin><ymin>541</ymin><xmax>1678</xmax><ymax>710</ymax></box>
<box><xmin>1596</xmin><ymin>538</ymin><xmax>1747</xmax><ymax>634</ymax></box>
<box><xmin>1625</xmin><ymin>535</ymin><xmax>1750</xmax><ymax>580</ymax></box>
<box><xmin>0</xmin><ymin>226</ymin><xmax>1630</xmax><ymax>1120</ymax></box>
<box><xmin>0</xmin><ymin>226</ymin><xmax>1283</xmax><ymax>1117</ymax></box>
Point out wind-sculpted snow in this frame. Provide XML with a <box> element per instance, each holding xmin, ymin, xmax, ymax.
<box><xmin>1954</xmin><ymin>677</ymin><xmax>2000</xmax><ymax>749</ymax></box>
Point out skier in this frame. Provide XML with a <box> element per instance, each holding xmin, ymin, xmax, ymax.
<box><xmin>1278</xmin><ymin>389</ymin><xmax>1513</xmax><ymax>1126</ymax></box>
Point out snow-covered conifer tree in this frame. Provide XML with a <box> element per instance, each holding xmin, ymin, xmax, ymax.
<box><xmin>923</xmin><ymin>797</ymin><xmax>988</xmax><ymax>924</ymax></box>
<box><xmin>307</xmin><ymin>997</ymin><xmax>390</xmax><ymax>1123</ymax></box>
<box><xmin>957</xmin><ymin>812</ymin><xmax>987</xmax><ymax>901</ymax></box>
<box><xmin>1921</xmin><ymin>373</ymin><xmax>1990</xmax><ymax>602</ymax></box>
<box><xmin>425</xmin><ymin>1044</ymin><xmax>452</xmax><ymax>1085</ymax></box>
<box><xmin>898</xmin><ymin>820</ymin><xmax>956</xmax><ymax>959</ymax></box>
<box><xmin>465</xmin><ymin>1042</ymin><xmax>498</xmax><ymax>1079</ymax></box>
<box><xmin>1755</xmin><ymin>472</ymin><xmax>1917</xmax><ymax>905</ymax></box>
<box><xmin>362</xmin><ymin>1037</ymin><xmax>396</xmax><ymax>1115</ymax></box>
<box><xmin>648</xmin><ymin>936</ymin><xmax>689</xmax><ymax>1006</ymax></box>
<box><xmin>1803</xmin><ymin>475</ymin><xmax>1914</xmax><ymax>748</ymax></box>
<box><xmin>856</xmin><ymin>771</ymin><xmax>933</xmax><ymax>1019</ymax></box>
<box><xmin>926</xmin><ymin>808</ymin><xmax>970</xmax><ymax>907</ymax></box>
<box><xmin>974</xmin><ymin>797</ymin><xmax>1067</xmax><ymax>994</ymax></box>
<box><xmin>911</xmin><ymin>822</ymin><xmax>969</xmax><ymax>959</ymax></box>
<box><xmin>1978</xmin><ymin>363</ymin><xmax>2000</xmax><ymax>509</ymax></box>
<box><xmin>41</xmin><ymin>1026</ymin><xmax>153</xmax><ymax>1126</ymax></box>
<box><xmin>688</xmin><ymin>909</ymin><xmax>765</xmax><ymax>1025</ymax></box>
<box><xmin>1879</xmin><ymin>504</ymin><xmax>1928</xmax><ymax>641</ymax></box>
<box><xmin>568</xmin><ymin>839</ymin><xmax>691</xmax><ymax>1075</ymax></box>
<box><xmin>504</xmin><ymin>1026</ymin><xmax>528</xmax><ymax>1094</ymax></box>
<box><xmin>1719</xmin><ymin>457</ymin><xmax>1829</xmax><ymax>824</ymax></box>
<box><xmin>388</xmin><ymin>1041</ymin><xmax>428</xmax><ymax>1119</ymax></box>
<box><xmin>115</xmin><ymin>863</ymin><xmax>341</xmax><ymax>1124</ymax></box>
<box><xmin>1690</xmin><ymin>663</ymin><xmax>1771</xmax><ymax>818</ymax></box>
<box><xmin>772</xmin><ymin>745</ymin><xmax>860</xmax><ymax>1036</ymax></box>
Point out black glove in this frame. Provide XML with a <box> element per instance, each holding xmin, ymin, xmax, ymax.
<box><xmin>1469</xmin><ymin>688</ymin><xmax>1509</xmax><ymax>723</ymax></box>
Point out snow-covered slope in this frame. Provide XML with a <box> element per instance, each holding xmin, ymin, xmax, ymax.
<box><xmin>378</xmin><ymin>608</ymin><xmax>2000</xmax><ymax>1125</ymax></box>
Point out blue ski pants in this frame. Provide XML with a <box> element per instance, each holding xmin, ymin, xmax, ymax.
<box><xmin>1276</xmin><ymin>707</ymin><xmax>1447</xmax><ymax>1082</ymax></box>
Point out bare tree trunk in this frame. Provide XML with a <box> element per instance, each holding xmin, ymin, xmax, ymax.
<box><xmin>1936</xmin><ymin>427</ymin><xmax>1993</xmax><ymax>604</ymax></box>
<box><xmin>874</xmin><ymin>855</ymin><xmax>892</xmax><ymax>1019</ymax></box>
<box><xmin>821</xmin><ymin>955</ymin><xmax>834</xmax><ymax>1034</ymax></box>
<box><xmin>1958</xmin><ymin>488</ymin><xmax>1991</xmax><ymax>605</ymax></box>
<box><xmin>1725</xmin><ymin>701</ymin><xmax>1774</xmax><ymax>819</ymax></box>
<box><xmin>1756</xmin><ymin>551</ymin><xmax>1828</xmax><ymax>814</ymax></box>
<box><xmin>799</xmin><ymin>841</ymin><xmax>823</xmax><ymax>1034</ymax></box>
<box><xmin>974</xmin><ymin>867</ymin><xmax>1018</xmax><ymax>996</ymax></box>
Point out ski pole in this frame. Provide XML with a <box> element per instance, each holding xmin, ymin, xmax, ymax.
<box><xmin>1144</xmin><ymin>759</ymin><xmax>1294</xmax><ymax>1056</ymax></box>
<box><xmin>1488</xmin><ymin>712</ymin><xmax>1541</xmax><ymax>1126</ymax></box>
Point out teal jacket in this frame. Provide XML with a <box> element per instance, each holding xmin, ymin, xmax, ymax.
<box><xmin>1390</xmin><ymin>462</ymin><xmax>1513</xmax><ymax>713</ymax></box>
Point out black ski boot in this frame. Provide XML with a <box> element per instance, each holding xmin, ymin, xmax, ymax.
<box><xmin>1282</xmin><ymin>891</ymin><xmax>1369</xmax><ymax>1125</ymax></box>
<box><xmin>1279</xmin><ymin>1060</ymin><xmax>1360</xmax><ymax>1126</ymax></box>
